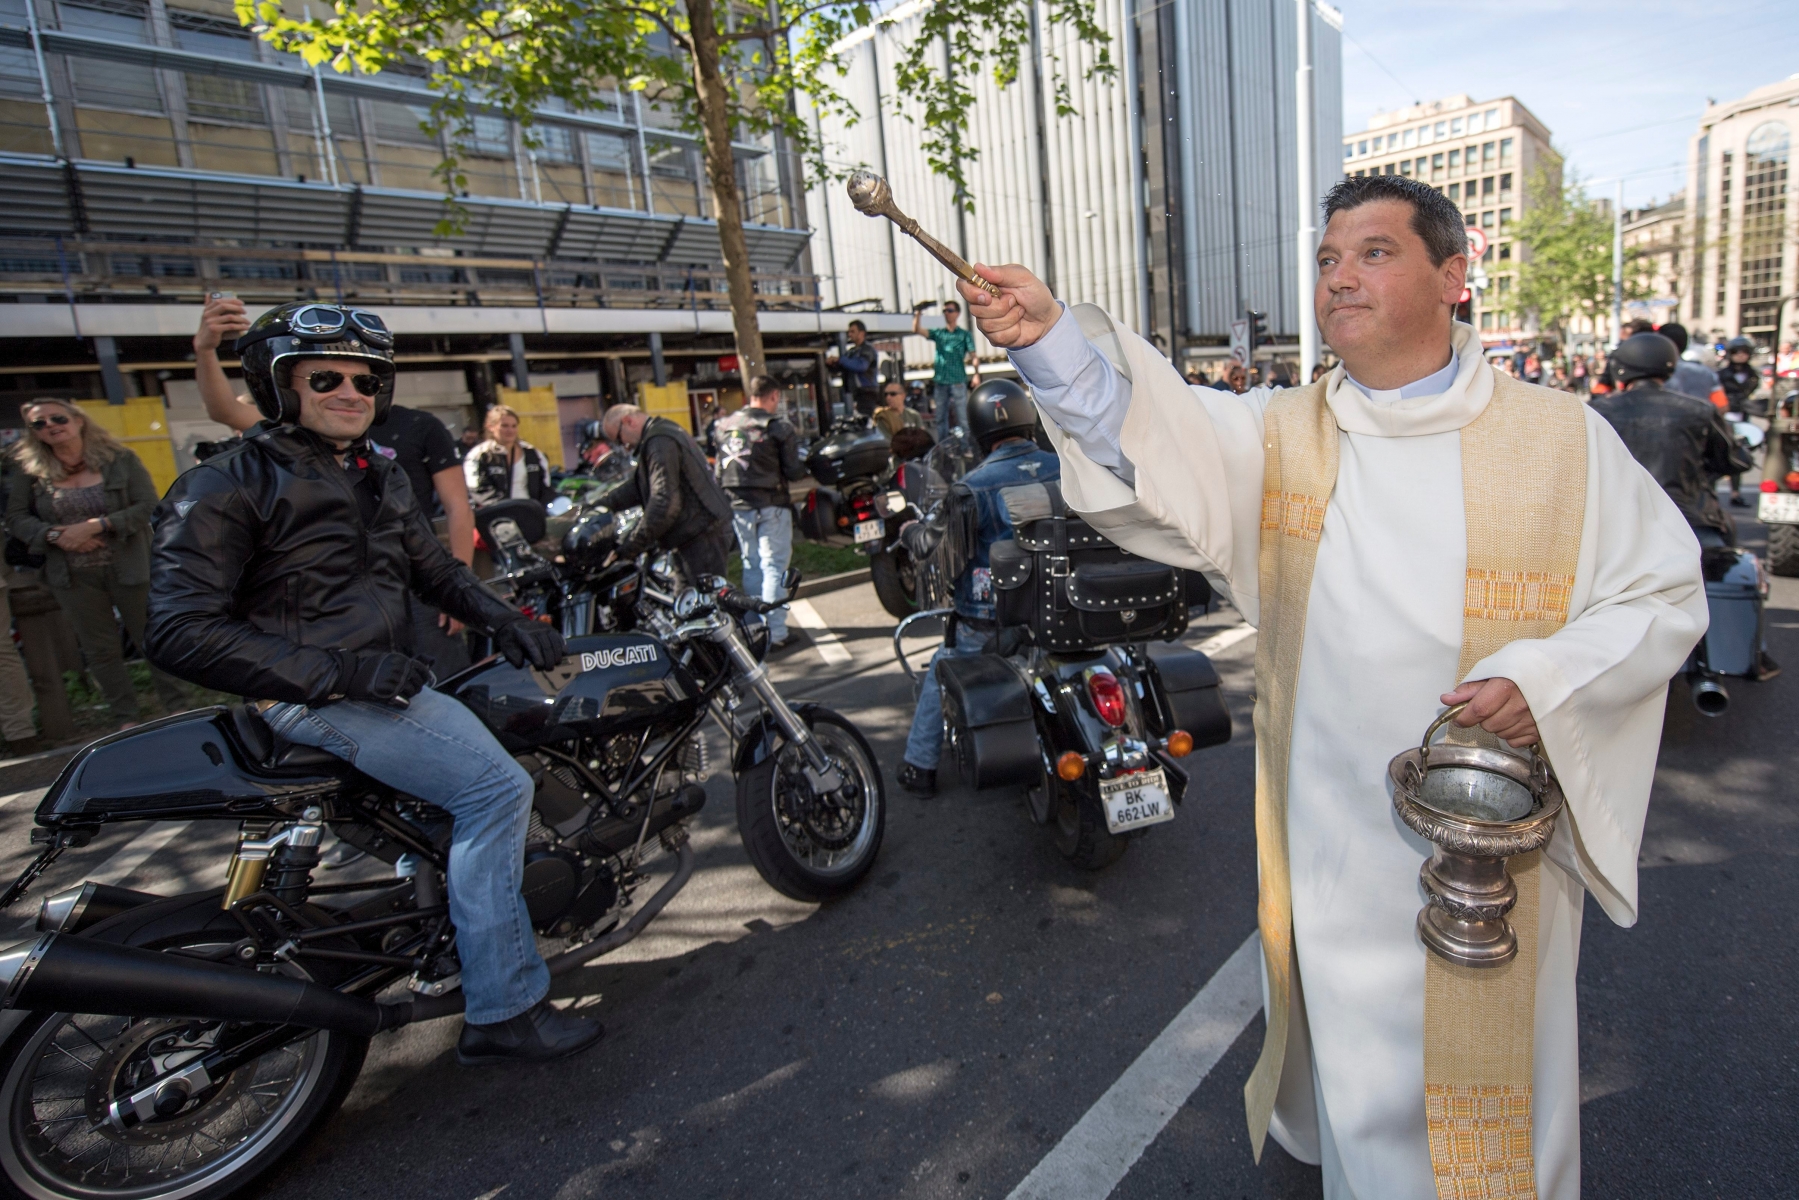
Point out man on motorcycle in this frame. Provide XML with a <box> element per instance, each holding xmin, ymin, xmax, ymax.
<box><xmin>145</xmin><ymin>302</ymin><xmax>601</xmax><ymax>1066</ymax></box>
<box><xmin>1657</xmin><ymin>322</ymin><xmax>1727</xmax><ymax>409</ymax></box>
<box><xmin>1589</xmin><ymin>332</ymin><xmax>1750</xmax><ymax>547</ymax></box>
<box><xmin>1718</xmin><ymin>336</ymin><xmax>1763</xmax><ymax>505</ymax></box>
<box><xmin>713</xmin><ymin>375</ymin><xmax>809</xmax><ymax>649</ymax></box>
<box><xmin>894</xmin><ymin>380</ymin><xmax>1058</xmax><ymax>795</ymax></box>
<box><xmin>599</xmin><ymin>403</ymin><xmax>736</xmax><ymax>579</ymax></box>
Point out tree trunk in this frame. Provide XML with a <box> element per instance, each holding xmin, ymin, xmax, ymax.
<box><xmin>687</xmin><ymin>0</ymin><xmax>766</xmax><ymax>382</ymax></box>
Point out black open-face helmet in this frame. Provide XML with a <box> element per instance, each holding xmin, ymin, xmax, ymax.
<box><xmin>1725</xmin><ymin>335</ymin><xmax>1754</xmax><ymax>358</ymax></box>
<box><xmin>1611</xmin><ymin>332</ymin><xmax>1679</xmax><ymax>384</ymax></box>
<box><xmin>966</xmin><ymin>378</ymin><xmax>1039</xmax><ymax>453</ymax></box>
<box><xmin>235</xmin><ymin>303</ymin><xmax>397</xmax><ymax>425</ymax></box>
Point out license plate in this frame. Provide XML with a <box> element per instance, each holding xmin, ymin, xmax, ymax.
<box><xmin>853</xmin><ymin>518</ymin><xmax>884</xmax><ymax>544</ymax></box>
<box><xmin>1758</xmin><ymin>492</ymin><xmax>1799</xmax><ymax>525</ymax></box>
<box><xmin>1099</xmin><ymin>768</ymin><xmax>1174</xmax><ymax>834</ymax></box>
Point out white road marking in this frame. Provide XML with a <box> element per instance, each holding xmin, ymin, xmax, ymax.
<box><xmin>0</xmin><ymin>789</ymin><xmax>46</xmax><ymax>813</ymax></box>
<box><xmin>87</xmin><ymin>821</ymin><xmax>194</xmax><ymax>888</ymax></box>
<box><xmin>1006</xmin><ymin>932</ymin><xmax>1263</xmax><ymax>1200</ymax></box>
<box><xmin>1195</xmin><ymin>624</ymin><xmax>1256</xmax><ymax>657</ymax></box>
<box><xmin>788</xmin><ymin>599</ymin><xmax>852</xmax><ymax>665</ymax></box>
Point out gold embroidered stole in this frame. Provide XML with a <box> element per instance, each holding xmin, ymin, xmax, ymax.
<box><xmin>1242</xmin><ymin>374</ymin><xmax>1587</xmax><ymax>1200</ymax></box>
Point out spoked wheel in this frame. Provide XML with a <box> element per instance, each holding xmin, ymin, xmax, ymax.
<box><xmin>736</xmin><ymin>708</ymin><xmax>886</xmax><ymax>901</ymax></box>
<box><xmin>0</xmin><ymin>1004</ymin><xmax>364</xmax><ymax>1200</ymax></box>
<box><xmin>1052</xmin><ymin>778</ymin><xmax>1127</xmax><ymax>871</ymax></box>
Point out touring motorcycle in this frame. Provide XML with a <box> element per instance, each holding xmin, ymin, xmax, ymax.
<box><xmin>0</xmin><ymin>500</ymin><xmax>883</xmax><ymax>1200</ymax></box>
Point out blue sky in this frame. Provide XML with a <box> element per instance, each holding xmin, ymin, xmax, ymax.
<box><xmin>1336</xmin><ymin>0</ymin><xmax>1799</xmax><ymax>208</ymax></box>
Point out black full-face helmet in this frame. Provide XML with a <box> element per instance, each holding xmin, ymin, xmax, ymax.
<box><xmin>966</xmin><ymin>378</ymin><xmax>1039</xmax><ymax>453</ymax></box>
<box><xmin>1611</xmin><ymin>332</ymin><xmax>1679</xmax><ymax>384</ymax></box>
<box><xmin>234</xmin><ymin>302</ymin><xmax>397</xmax><ymax>425</ymax></box>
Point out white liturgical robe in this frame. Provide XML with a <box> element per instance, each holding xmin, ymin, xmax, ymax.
<box><xmin>1010</xmin><ymin>311</ymin><xmax>1708</xmax><ymax>1199</ymax></box>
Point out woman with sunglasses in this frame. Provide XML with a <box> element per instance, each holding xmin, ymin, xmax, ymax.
<box><xmin>5</xmin><ymin>398</ymin><xmax>187</xmax><ymax>727</ymax></box>
<box><xmin>464</xmin><ymin>403</ymin><xmax>556</xmax><ymax>507</ymax></box>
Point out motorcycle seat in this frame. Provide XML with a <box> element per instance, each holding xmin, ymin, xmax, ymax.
<box><xmin>228</xmin><ymin>704</ymin><xmax>347</xmax><ymax>772</ymax></box>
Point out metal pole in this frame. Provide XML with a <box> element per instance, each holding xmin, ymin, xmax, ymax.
<box><xmin>648</xmin><ymin>331</ymin><xmax>667</xmax><ymax>386</ymax></box>
<box><xmin>312</xmin><ymin>63</ymin><xmax>339</xmax><ymax>187</ymax></box>
<box><xmin>1294</xmin><ymin>0</ymin><xmax>1318</xmax><ymax>378</ymax></box>
<box><xmin>24</xmin><ymin>0</ymin><xmax>64</xmax><ymax>158</ymax></box>
<box><xmin>1611</xmin><ymin>178</ymin><xmax>1623</xmax><ymax>345</ymax></box>
<box><xmin>96</xmin><ymin>336</ymin><xmax>126</xmax><ymax>404</ymax></box>
<box><xmin>508</xmin><ymin>332</ymin><xmax>530</xmax><ymax>390</ymax></box>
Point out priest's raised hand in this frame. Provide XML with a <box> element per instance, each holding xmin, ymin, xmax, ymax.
<box><xmin>996</xmin><ymin>173</ymin><xmax>1708</xmax><ymax>1199</ymax></box>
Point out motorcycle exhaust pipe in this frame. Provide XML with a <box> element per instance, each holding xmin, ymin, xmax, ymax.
<box><xmin>1689</xmin><ymin>671</ymin><xmax>1729</xmax><ymax>717</ymax></box>
<box><xmin>0</xmin><ymin>933</ymin><xmax>402</xmax><ymax>1037</ymax></box>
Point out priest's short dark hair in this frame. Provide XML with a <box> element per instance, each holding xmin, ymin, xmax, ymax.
<box><xmin>1321</xmin><ymin>176</ymin><xmax>1469</xmax><ymax>267</ymax></box>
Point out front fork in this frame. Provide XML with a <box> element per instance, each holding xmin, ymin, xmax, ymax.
<box><xmin>707</xmin><ymin>621</ymin><xmax>845</xmax><ymax>791</ymax></box>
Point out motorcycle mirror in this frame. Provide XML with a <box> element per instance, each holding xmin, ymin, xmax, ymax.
<box><xmin>547</xmin><ymin>496</ymin><xmax>575</xmax><ymax>517</ymax></box>
<box><xmin>781</xmin><ymin>567</ymin><xmax>802</xmax><ymax>600</ymax></box>
<box><xmin>1733</xmin><ymin>421</ymin><xmax>1765</xmax><ymax>449</ymax></box>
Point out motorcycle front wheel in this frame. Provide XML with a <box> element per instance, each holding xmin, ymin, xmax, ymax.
<box><xmin>736</xmin><ymin>708</ymin><xmax>886</xmax><ymax>901</ymax></box>
<box><xmin>0</xmin><ymin>1005</ymin><xmax>365</xmax><ymax>1200</ymax></box>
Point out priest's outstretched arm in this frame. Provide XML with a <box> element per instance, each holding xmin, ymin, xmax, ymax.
<box><xmin>960</xmin><ymin>264</ymin><xmax>1275</xmax><ymax>622</ymax></box>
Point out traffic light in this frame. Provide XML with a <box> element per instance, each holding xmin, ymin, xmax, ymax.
<box><xmin>1247</xmin><ymin>310</ymin><xmax>1269</xmax><ymax>347</ymax></box>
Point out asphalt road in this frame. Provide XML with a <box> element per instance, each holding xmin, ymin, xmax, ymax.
<box><xmin>0</xmin><ymin>510</ymin><xmax>1792</xmax><ymax>1199</ymax></box>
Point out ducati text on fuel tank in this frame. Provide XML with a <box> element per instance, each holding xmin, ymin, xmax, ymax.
<box><xmin>581</xmin><ymin>646</ymin><xmax>659</xmax><ymax>672</ymax></box>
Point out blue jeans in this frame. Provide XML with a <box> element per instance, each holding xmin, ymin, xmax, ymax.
<box><xmin>265</xmin><ymin>687</ymin><xmax>548</xmax><ymax>1025</ymax></box>
<box><xmin>903</xmin><ymin>621</ymin><xmax>989</xmax><ymax>770</ymax></box>
<box><xmin>732</xmin><ymin>505</ymin><xmax>794</xmax><ymax>641</ymax></box>
<box><xmin>933</xmin><ymin>382</ymin><xmax>968</xmax><ymax>442</ymax></box>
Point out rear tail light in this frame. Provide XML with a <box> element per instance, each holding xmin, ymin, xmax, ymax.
<box><xmin>1086</xmin><ymin>670</ymin><xmax>1128</xmax><ymax>727</ymax></box>
<box><xmin>1056</xmin><ymin>751</ymin><xmax>1087</xmax><ymax>781</ymax></box>
<box><xmin>1762</xmin><ymin>480</ymin><xmax>1779</xmax><ymax>493</ymax></box>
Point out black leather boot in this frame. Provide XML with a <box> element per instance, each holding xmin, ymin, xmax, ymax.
<box><xmin>456</xmin><ymin>1000</ymin><xmax>605</xmax><ymax>1066</ymax></box>
<box><xmin>896</xmin><ymin>762</ymin><xmax>937</xmax><ymax>795</ymax></box>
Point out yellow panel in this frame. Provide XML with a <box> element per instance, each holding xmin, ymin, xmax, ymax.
<box><xmin>79</xmin><ymin>398</ymin><xmax>179</xmax><ymax>495</ymax></box>
<box><xmin>0</xmin><ymin>101</ymin><xmax>54</xmax><ymax>156</ymax></box>
<box><xmin>636</xmin><ymin>381</ymin><xmax>691</xmax><ymax>432</ymax></box>
<box><xmin>497</xmin><ymin>386</ymin><xmax>559</xmax><ymax>416</ymax></box>
<box><xmin>517</xmin><ymin>415</ymin><xmax>564</xmax><ymax>469</ymax></box>
<box><xmin>73</xmin><ymin>111</ymin><xmax>180</xmax><ymax>167</ymax></box>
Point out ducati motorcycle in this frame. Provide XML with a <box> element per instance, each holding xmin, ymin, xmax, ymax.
<box><xmin>0</xmin><ymin>503</ymin><xmax>883</xmax><ymax>1200</ymax></box>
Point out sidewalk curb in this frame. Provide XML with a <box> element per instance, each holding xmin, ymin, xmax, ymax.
<box><xmin>794</xmin><ymin>568</ymin><xmax>872</xmax><ymax>599</ymax></box>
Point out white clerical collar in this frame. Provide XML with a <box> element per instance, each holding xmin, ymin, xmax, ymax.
<box><xmin>1343</xmin><ymin>353</ymin><xmax>1459</xmax><ymax>405</ymax></box>
<box><xmin>1322</xmin><ymin>322</ymin><xmax>1496</xmax><ymax>437</ymax></box>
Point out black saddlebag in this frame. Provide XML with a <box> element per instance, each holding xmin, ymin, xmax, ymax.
<box><xmin>1145</xmin><ymin>644</ymin><xmax>1233</xmax><ymax>749</ymax></box>
<box><xmin>936</xmin><ymin>653</ymin><xmax>1040</xmax><ymax>790</ymax></box>
<box><xmin>990</xmin><ymin>482</ymin><xmax>1189</xmax><ymax>653</ymax></box>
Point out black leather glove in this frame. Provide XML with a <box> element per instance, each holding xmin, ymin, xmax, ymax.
<box><xmin>494</xmin><ymin>617</ymin><xmax>566</xmax><ymax>670</ymax></box>
<box><xmin>335</xmin><ymin>651</ymin><xmax>431</xmax><ymax>705</ymax></box>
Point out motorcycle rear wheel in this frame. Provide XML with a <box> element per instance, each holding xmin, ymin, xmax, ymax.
<box><xmin>1052</xmin><ymin>779</ymin><xmax>1128</xmax><ymax>871</ymax></box>
<box><xmin>0</xmin><ymin>1005</ymin><xmax>365</xmax><ymax>1200</ymax></box>
<box><xmin>1768</xmin><ymin>523</ymin><xmax>1799</xmax><ymax>577</ymax></box>
<box><xmin>869</xmin><ymin>549</ymin><xmax>918</xmax><ymax>620</ymax></box>
<box><xmin>736</xmin><ymin>709</ymin><xmax>885</xmax><ymax>901</ymax></box>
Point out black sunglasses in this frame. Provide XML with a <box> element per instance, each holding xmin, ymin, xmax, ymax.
<box><xmin>307</xmin><ymin>370</ymin><xmax>382</xmax><ymax>397</ymax></box>
<box><xmin>28</xmin><ymin>414</ymin><xmax>72</xmax><ymax>429</ymax></box>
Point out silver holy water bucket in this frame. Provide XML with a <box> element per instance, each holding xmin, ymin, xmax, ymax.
<box><xmin>1387</xmin><ymin>704</ymin><xmax>1564</xmax><ymax>968</ymax></box>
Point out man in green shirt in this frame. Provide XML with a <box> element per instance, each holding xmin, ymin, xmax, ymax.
<box><xmin>913</xmin><ymin>300</ymin><xmax>980</xmax><ymax>441</ymax></box>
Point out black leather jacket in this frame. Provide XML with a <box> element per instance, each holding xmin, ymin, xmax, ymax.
<box><xmin>710</xmin><ymin>407</ymin><xmax>806</xmax><ymax>509</ymax></box>
<box><xmin>146</xmin><ymin>422</ymin><xmax>521</xmax><ymax>704</ymax></box>
<box><xmin>1591</xmin><ymin>382</ymin><xmax>1752</xmax><ymax>541</ymax></box>
<box><xmin>608</xmin><ymin>417</ymin><xmax>733</xmax><ymax>557</ymax></box>
<box><xmin>1718</xmin><ymin>361</ymin><xmax>1760</xmax><ymax>410</ymax></box>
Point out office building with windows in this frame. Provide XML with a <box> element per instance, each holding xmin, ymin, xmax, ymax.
<box><xmin>0</xmin><ymin>0</ymin><xmax>877</xmax><ymax>451</ymax></box>
<box><xmin>1342</xmin><ymin>94</ymin><xmax>1555</xmax><ymax>342</ymax></box>
<box><xmin>1686</xmin><ymin>75</ymin><xmax>1795</xmax><ymax>347</ymax></box>
<box><xmin>807</xmin><ymin>0</ymin><xmax>1344</xmax><ymax>371</ymax></box>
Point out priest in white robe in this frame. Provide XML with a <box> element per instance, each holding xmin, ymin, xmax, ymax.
<box><xmin>957</xmin><ymin>176</ymin><xmax>1707</xmax><ymax>1199</ymax></box>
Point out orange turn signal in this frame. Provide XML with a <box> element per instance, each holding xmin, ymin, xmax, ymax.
<box><xmin>1166</xmin><ymin>729</ymin><xmax>1194</xmax><ymax>757</ymax></box>
<box><xmin>1056</xmin><ymin>751</ymin><xmax>1087</xmax><ymax>781</ymax></box>
<box><xmin>1786</xmin><ymin>471</ymin><xmax>1799</xmax><ymax>492</ymax></box>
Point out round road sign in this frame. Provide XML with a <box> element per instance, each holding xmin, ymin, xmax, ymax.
<box><xmin>1465</xmin><ymin>227</ymin><xmax>1489</xmax><ymax>259</ymax></box>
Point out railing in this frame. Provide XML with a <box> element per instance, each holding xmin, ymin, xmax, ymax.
<box><xmin>0</xmin><ymin>238</ymin><xmax>822</xmax><ymax>311</ymax></box>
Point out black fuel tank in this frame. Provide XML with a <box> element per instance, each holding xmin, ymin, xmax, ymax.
<box><xmin>36</xmin><ymin>708</ymin><xmax>345</xmax><ymax>829</ymax></box>
<box><xmin>452</xmin><ymin>634</ymin><xmax>700</xmax><ymax>748</ymax></box>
